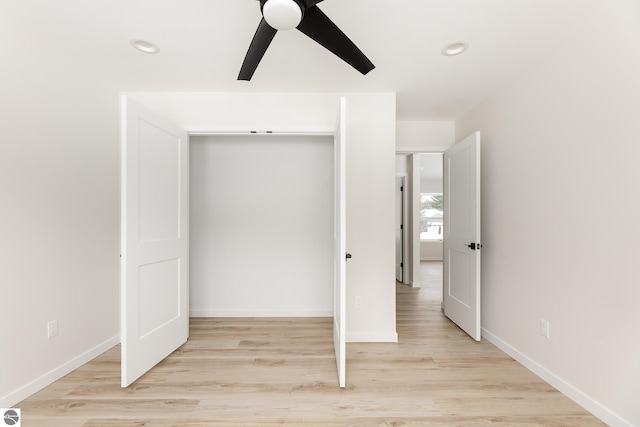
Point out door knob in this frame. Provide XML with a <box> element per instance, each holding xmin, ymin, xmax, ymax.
<box><xmin>465</xmin><ymin>243</ymin><xmax>483</xmax><ymax>250</ymax></box>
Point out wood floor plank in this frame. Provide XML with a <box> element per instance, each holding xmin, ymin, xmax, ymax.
<box><xmin>17</xmin><ymin>262</ymin><xmax>605</xmax><ymax>426</ymax></box>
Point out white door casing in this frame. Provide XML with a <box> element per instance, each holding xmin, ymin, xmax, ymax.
<box><xmin>334</xmin><ymin>97</ymin><xmax>347</xmax><ymax>388</ymax></box>
<box><xmin>121</xmin><ymin>97</ymin><xmax>189</xmax><ymax>387</ymax></box>
<box><xmin>443</xmin><ymin>131</ymin><xmax>481</xmax><ymax>341</ymax></box>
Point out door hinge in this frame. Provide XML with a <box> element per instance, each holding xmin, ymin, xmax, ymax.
<box><xmin>346</xmin><ymin>253</ymin><xmax>352</xmax><ymax>261</ymax></box>
<box><xmin>400</xmin><ymin>186</ymin><xmax>404</xmax><ymax>191</ymax></box>
<box><xmin>400</xmin><ymin>262</ymin><xmax>403</xmax><ymax>268</ymax></box>
<box><xmin>400</xmin><ymin>224</ymin><xmax>403</xmax><ymax>230</ymax></box>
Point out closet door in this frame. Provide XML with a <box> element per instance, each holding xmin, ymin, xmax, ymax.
<box><xmin>120</xmin><ymin>97</ymin><xmax>189</xmax><ymax>387</ymax></box>
<box><xmin>334</xmin><ymin>97</ymin><xmax>347</xmax><ymax>387</ymax></box>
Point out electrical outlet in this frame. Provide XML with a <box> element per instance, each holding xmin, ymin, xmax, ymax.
<box><xmin>540</xmin><ymin>319</ymin><xmax>550</xmax><ymax>338</ymax></box>
<box><xmin>355</xmin><ymin>296</ymin><xmax>363</xmax><ymax>309</ymax></box>
<box><xmin>47</xmin><ymin>320</ymin><xmax>58</xmax><ymax>339</ymax></box>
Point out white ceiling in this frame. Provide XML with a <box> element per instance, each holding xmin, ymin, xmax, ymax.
<box><xmin>2</xmin><ymin>0</ymin><xmax>603</xmax><ymax>120</ymax></box>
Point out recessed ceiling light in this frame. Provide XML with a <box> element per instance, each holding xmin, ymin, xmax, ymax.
<box><xmin>441</xmin><ymin>42</ymin><xmax>468</xmax><ymax>56</ymax></box>
<box><xmin>130</xmin><ymin>39</ymin><xmax>160</xmax><ymax>54</ymax></box>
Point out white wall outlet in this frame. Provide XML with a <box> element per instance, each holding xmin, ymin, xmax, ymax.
<box><xmin>540</xmin><ymin>318</ymin><xmax>550</xmax><ymax>338</ymax></box>
<box><xmin>47</xmin><ymin>319</ymin><xmax>58</xmax><ymax>339</ymax></box>
<box><xmin>355</xmin><ymin>296</ymin><xmax>363</xmax><ymax>309</ymax></box>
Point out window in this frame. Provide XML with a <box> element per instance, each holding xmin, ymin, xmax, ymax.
<box><xmin>420</xmin><ymin>193</ymin><xmax>443</xmax><ymax>241</ymax></box>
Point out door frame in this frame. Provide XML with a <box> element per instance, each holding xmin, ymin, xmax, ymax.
<box><xmin>396</xmin><ymin>142</ymin><xmax>481</xmax><ymax>333</ymax></box>
<box><xmin>182</xmin><ymin>128</ymin><xmax>345</xmax><ymax>377</ymax></box>
<box><xmin>395</xmin><ymin>173</ymin><xmax>409</xmax><ymax>284</ymax></box>
<box><xmin>123</xmin><ymin>127</ymin><xmax>344</xmax><ymax>384</ymax></box>
<box><xmin>395</xmin><ymin>147</ymin><xmax>449</xmax><ymax>290</ymax></box>
<box><xmin>189</xmin><ymin>129</ymin><xmax>346</xmax><ymax>382</ymax></box>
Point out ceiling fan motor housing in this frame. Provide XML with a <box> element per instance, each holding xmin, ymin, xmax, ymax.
<box><xmin>239</xmin><ymin>0</ymin><xmax>374</xmax><ymax>80</ymax></box>
<box><xmin>260</xmin><ymin>0</ymin><xmax>306</xmax><ymax>30</ymax></box>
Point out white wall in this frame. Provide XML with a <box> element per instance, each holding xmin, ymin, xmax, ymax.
<box><xmin>130</xmin><ymin>92</ymin><xmax>398</xmax><ymax>343</ymax></box>
<box><xmin>420</xmin><ymin>242</ymin><xmax>442</xmax><ymax>261</ymax></box>
<box><xmin>344</xmin><ymin>95</ymin><xmax>397</xmax><ymax>341</ymax></box>
<box><xmin>420</xmin><ymin>180</ymin><xmax>442</xmax><ymax>194</ymax></box>
<box><xmin>0</xmin><ymin>40</ymin><xmax>120</xmax><ymax>405</ymax></box>
<box><xmin>126</xmin><ymin>92</ymin><xmax>340</xmax><ymax>133</ymax></box>
<box><xmin>456</xmin><ymin>3</ymin><xmax>640</xmax><ymax>425</ymax></box>
<box><xmin>396</xmin><ymin>120</ymin><xmax>455</xmax><ymax>151</ymax></box>
<box><xmin>190</xmin><ymin>135</ymin><xmax>334</xmax><ymax>316</ymax></box>
<box><xmin>395</xmin><ymin>155</ymin><xmax>409</xmax><ymax>174</ymax></box>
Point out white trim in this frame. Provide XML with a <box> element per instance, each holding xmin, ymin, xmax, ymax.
<box><xmin>410</xmin><ymin>154</ymin><xmax>421</xmax><ymax>287</ymax></box>
<box><xmin>186</xmin><ymin>125</ymin><xmax>334</xmax><ymax>136</ymax></box>
<box><xmin>396</xmin><ymin>146</ymin><xmax>450</xmax><ymax>154</ymax></box>
<box><xmin>0</xmin><ymin>335</ymin><xmax>119</xmax><ymax>408</ymax></box>
<box><xmin>346</xmin><ymin>332</ymin><xmax>398</xmax><ymax>343</ymax></box>
<box><xmin>482</xmin><ymin>328</ymin><xmax>633</xmax><ymax>427</ymax></box>
<box><xmin>399</xmin><ymin>173</ymin><xmax>410</xmax><ymax>285</ymax></box>
<box><xmin>395</xmin><ymin>173</ymin><xmax>409</xmax><ymax>284</ymax></box>
<box><xmin>190</xmin><ymin>309</ymin><xmax>333</xmax><ymax>318</ymax></box>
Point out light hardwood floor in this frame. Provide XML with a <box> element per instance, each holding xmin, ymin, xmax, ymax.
<box><xmin>18</xmin><ymin>262</ymin><xmax>604</xmax><ymax>426</ymax></box>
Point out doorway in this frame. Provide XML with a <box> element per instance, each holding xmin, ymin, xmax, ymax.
<box><xmin>395</xmin><ymin>153</ymin><xmax>443</xmax><ymax>293</ymax></box>
<box><xmin>121</xmin><ymin>96</ymin><xmax>348</xmax><ymax>388</ymax></box>
<box><xmin>189</xmin><ymin>134</ymin><xmax>334</xmax><ymax>316</ymax></box>
<box><xmin>395</xmin><ymin>132</ymin><xmax>483</xmax><ymax>341</ymax></box>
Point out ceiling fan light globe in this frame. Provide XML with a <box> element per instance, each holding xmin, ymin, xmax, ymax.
<box><xmin>263</xmin><ymin>0</ymin><xmax>303</xmax><ymax>31</ymax></box>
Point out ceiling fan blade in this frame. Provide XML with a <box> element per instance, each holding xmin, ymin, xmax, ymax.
<box><xmin>238</xmin><ymin>18</ymin><xmax>278</xmax><ymax>81</ymax></box>
<box><xmin>296</xmin><ymin>5</ymin><xmax>374</xmax><ymax>75</ymax></box>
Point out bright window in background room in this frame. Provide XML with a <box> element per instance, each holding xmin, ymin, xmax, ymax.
<box><xmin>420</xmin><ymin>193</ymin><xmax>443</xmax><ymax>241</ymax></box>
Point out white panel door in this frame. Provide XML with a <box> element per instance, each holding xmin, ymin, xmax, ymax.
<box><xmin>443</xmin><ymin>131</ymin><xmax>481</xmax><ymax>341</ymax></box>
<box><xmin>121</xmin><ymin>97</ymin><xmax>189</xmax><ymax>387</ymax></box>
<box><xmin>395</xmin><ymin>176</ymin><xmax>404</xmax><ymax>282</ymax></box>
<box><xmin>334</xmin><ymin>97</ymin><xmax>347</xmax><ymax>388</ymax></box>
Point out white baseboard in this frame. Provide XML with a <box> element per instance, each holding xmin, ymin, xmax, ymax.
<box><xmin>347</xmin><ymin>332</ymin><xmax>398</xmax><ymax>343</ymax></box>
<box><xmin>481</xmin><ymin>328</ymin><xmax>633</xmax><ymax>427</ymax></box>
<box><xmin>190</xmin><ymin>309</ymin><xmax>333</xmax><ymax>318</ymax></box>
<box><xmin>0</xmin><ymin>334</ymin><xmax>120</xmax><ymax>408</ymax></box>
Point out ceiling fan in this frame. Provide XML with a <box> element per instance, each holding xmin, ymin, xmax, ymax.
<box><xmin>238</xmin><ymin>0</ymin><xmax>375</xmax><ymax>81</ymax></box>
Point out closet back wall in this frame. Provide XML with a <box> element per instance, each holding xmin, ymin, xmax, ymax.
<box><xmin>190</xmin><ymin>134</ymin><xmax>334</xmax><ymax>317</ymax></box>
